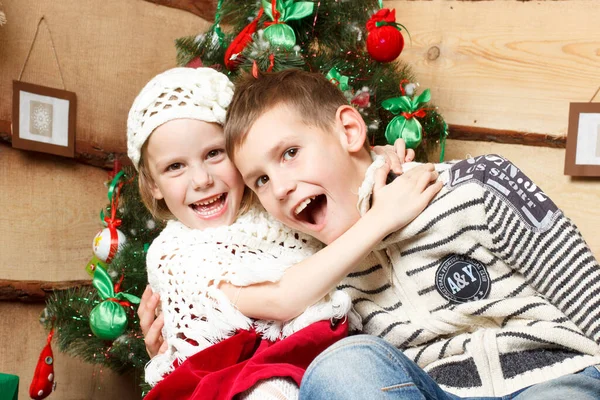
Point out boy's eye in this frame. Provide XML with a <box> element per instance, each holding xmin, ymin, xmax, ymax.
<box><xmin>256</xmin><ymin>175</ymin><xmax>269</xmax><ymax>188</ymax></box>
<box><xmin>166</xmin><ymin>162</ymin><xmax>183</xmax><ymax>172</ymax></box>
<box><xmin>283</xmin><ymin>148</ymin><xmax>298</xmax><ymax>161</ymax></box>
<box><xmin>207</xmin><ymin>149</ymin><xmax>224</xmax><ymax>159</ymax></box>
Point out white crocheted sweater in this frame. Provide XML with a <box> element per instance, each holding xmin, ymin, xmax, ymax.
<box><xmin>144</xmin><ymin>206</ymin><xmax>352</xmax><ymax>386</ymax></box>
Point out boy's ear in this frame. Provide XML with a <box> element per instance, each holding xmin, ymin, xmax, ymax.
<box><xmin>335</xmin><ymin>105</ymin><xmax>367</xmax><ymax>153</ymax></box>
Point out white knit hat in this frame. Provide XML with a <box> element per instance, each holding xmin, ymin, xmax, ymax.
<box><xmin>127</xmin><ymin>67</ymin><xmax>235</xmax><ymax>169</ymax></box>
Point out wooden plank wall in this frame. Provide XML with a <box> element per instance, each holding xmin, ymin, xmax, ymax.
<box><xmin>0</xmin><ymin>1</ymin><xmax>598</xmax><ymax>399</ymax></box>
<box><xmin>392</xmin><ymin>0</ymin><xmax>600</xmax><ymax>137</ymax></box>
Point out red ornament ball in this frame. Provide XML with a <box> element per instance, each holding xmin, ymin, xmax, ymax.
<box><xmin>366</xmin><ymin>8</ymin><xmax>405</xmax><ymax>63</ymax></box>
<box><xmin>367</xmin><ymin>26</ymin><xmax>404</xmax><ymax>63</ymax></box>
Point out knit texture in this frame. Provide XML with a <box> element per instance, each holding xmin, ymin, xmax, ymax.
<box><xmin>144</xmin><ymin>205</ymin><xmax>351</xmax><ymax>386</ymax></box>
<box><xmin>340</xmin><ymin>154</ymin><xmax>600</xmax><ymax>397</ymax></box>
<box><xmin>126</xmin><ymin>67</ymin><xmax>234</xmax><ymax>169</ymax></box>
<box><xmin>240</xmin><ymin>377</ymin><xmax>299</xmax><ymax>400</ymax></box>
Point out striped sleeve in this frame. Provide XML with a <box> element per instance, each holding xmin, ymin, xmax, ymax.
<box><xmin>456</xmin><ymin>156</ymin><xmax>600</xmax><ymax>344</ymax></box>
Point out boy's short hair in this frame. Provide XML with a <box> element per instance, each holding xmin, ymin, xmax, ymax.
<box><xmin>225</xmin><ymin>69</ymin><xmax>349</xmax><ymax>157</ymax></box>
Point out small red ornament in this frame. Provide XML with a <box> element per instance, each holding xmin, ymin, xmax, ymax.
<box><xmin>186</xmin><ymin>57</ymin><xmax>203</xmax><ymax>69</ymax></box>
<box><xmin>29</xmin><ymin>329</ymin><xmax>56</xmax><ymax>400</ymax></box>
<box><xmin>351</xmin><ymin>91</ymin><xmax>371</xmax><ymax>108</ymax></box>
<box><xmin>366</xmin><ymin>9</ymin><xmax>405</xmax><ymax>63</ymax></box>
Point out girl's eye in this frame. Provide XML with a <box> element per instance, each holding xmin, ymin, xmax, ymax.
<box><xmin>207</xmin><ymin>149</ymin><xmax>224</xmax><ymax>159</ymax></box>
<box><xmin>283</xmin><ymin>148</ymin><xmax>298</xmax><ymax>161</ymax></box>
<box><xmin>166</xmin><ymin>163</ymin><xmax>183</xmax><ymax>172</ymax></box>
<box><xmin>256</xmin><ymin>175</ymin><xmax>269</xmax><ymax>188</ymax></box>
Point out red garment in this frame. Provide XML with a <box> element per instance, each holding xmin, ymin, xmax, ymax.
<box><xmin>145</xmin><ymin>319</ymin><xmax>348</xmax><ymax>400</ymax></box>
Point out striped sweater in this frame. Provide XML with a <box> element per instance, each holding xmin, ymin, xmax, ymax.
<box><xmin>340</xmin><ymin>154</ymin><xmax>600</xmax><ymax>397</ymax></box>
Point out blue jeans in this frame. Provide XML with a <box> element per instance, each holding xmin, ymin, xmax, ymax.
<box><xmin>299</xmin><ymin>335</ymin><xmax>600</xmax><ymax>400</ymax></box>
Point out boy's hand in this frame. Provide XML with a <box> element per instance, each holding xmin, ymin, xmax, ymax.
<box><xmin>371</xmin><ymin>162</ymin><xmax>443</xmax><ymax>235</ymax></box>
<box><xmin>138</xmin><ymin>286</ymin><xmax>168</xmax><ymax>358</ymax></box>
<box><xmin>372</xmin><ymin>139</ymin><xmax>416</xmax><ymax>175</ymax></box>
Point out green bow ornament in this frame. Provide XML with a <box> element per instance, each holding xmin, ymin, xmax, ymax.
<box><xmin>326</xmin><ymin>68</ymin><xmax>350</xmax><ymax>91</ymax></box>
<box><xmin>381</xmin><ymin>89</ymin><xmax>431</xmax><ymax>149</ymax></box>
<box><xmin>89</xmin><ymin>266</ymin><xmax>140</xmax><ymax>340</ymax></box>
<box><xmin>262</xmin><ymin>0</ymin><xmax>314</xmax><ymax>49</ymax></box>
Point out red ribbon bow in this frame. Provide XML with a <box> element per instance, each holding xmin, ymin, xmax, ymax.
<box><xmin>401</xmin><ymin>109</ymin><xmax>427</xmax><ymax>120</ymax></box>
<box><xmin>366</xmin><ymin>8</ymin><xmax>397</xmax><ymax>32</ymax></box>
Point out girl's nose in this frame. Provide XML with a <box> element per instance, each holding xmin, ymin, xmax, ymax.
<box><xmin>191</xmin><ymin>167</ymin><xmax>214</xmax><ymax>190</ymax></box>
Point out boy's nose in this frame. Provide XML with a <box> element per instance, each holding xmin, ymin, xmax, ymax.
<box><xmin>191</xmin><ymin>167</ymin><xmax>213</xmax><ymax>190</ymax></box>
<box><xmin>272</xmin><ymin>177</ymin><xmax>296</xmax><ymax>201</ymax></box>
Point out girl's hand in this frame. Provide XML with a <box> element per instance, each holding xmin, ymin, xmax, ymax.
<box><xmin>138</xmin><ymin>286</ymin><xmax>168</xmax><ymax>358</ymax></box>
<box><xmin>371</xmin><ymin>139</ymin><xmax>416</xmax><ymax>175</ymax></box>
<box><xmin>370</xmin><ymin>162</ymin><xmax>443</xmax><ymax>235</ymax></box>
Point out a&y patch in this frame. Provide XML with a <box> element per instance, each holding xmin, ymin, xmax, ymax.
<box><xmin>435</xmin><ymin>255</ymin><xmax>491</xmax><ymax>304</ymax></box>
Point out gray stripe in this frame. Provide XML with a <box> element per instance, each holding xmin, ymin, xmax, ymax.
<box><xmin>400</xmin><ymin>225</ymin><xmax>488</xmax><ymax>257</ymax></box>
<box><xmin>500</xmin><ymin>349</ymin><xmax>582</xmax><ymax>379</ymax></box>
<box><xmin>538</xmin><ymin>236</ymin><xmax>585</xmax><ymax>295</ymax></box>
<box><xmin>501</xmin><ymin>302</ymin><xmax>546</xmax><ymax>327</ymax></box>
<box><xmin>473</xmin><ymin>299</ymin><xmax>503</xmax><ymax>316</ymax></box>
<box><xmin>347</xmin><ymin>264</ymin><xmax>382</xmax><ymax>278</ymax></box>
<box><xmin>377</xmin><ymin>322</ymin><xmax>415</xmax><ymax>343</ymax></box>
<box><xmin>520</xmin><ymin>220</ymin><xmax>570</xmax><ymax>277</ymax></box>
<box><xmin>493</xmin><ymin>215</ymin><xmax>523</xmax><ymax>255</ymax></box>
<box><xmin>507</xmin><ymin>281</ymin><xmax>530</xmax><ymax>298</ymax></box>
<box><xmin>551</xmin><ymin>254</ymin><xmax>596</xmax><ymax>305</ymax></box>
<box><xmin>428</xmin><ymin>358</ymin><xmax>482</xmax><ymax>388</ymax></box>
<box><xmin>416</xmin><ymin>198</ymin><xmax>485</xmax><ymax>235</ymax></box>
<box><xmin>497</xmin><ymin>331</ymin><xmax>559</xmax><ymax>347</ymax></box>
<box><xmin>492</xmin><ymin>271</ymin><xmax>515</xmax><ymax>284</ymax></box>
<box><xmin>337</xmin><ymin>283</ymin><xmax>391</xmax><ymax>295</ymax></box>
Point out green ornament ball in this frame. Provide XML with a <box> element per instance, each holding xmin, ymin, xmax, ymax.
<box><xmin>89</xmin><ymin>301</ymin><xmax>128</xmax><ymax>340</ymax></box>
<box><xmin>264</xmin><ymin>23</ymin><xmax>296</xmax><ymax>49</ymax></box>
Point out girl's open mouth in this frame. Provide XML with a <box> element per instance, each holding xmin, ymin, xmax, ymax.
<box><xmin>190</xmin><ymin>193</ymin><xmax>227</xmax><ymax>218</ymax></box>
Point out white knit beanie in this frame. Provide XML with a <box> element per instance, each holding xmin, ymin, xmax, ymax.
<box><xmin>126</xmin><ymin>67</ymin><xmax>235</xmax><ymax>169</ymax></box>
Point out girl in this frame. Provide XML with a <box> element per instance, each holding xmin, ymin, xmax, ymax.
<box><xmin>127</xmin><ymin>67</ymin><xmax>440</xmax><ymax>399</ymax></box>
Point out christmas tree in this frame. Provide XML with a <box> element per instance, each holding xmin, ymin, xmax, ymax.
<box><xmin>177</xmin><ymin>0</ymin><xmax>448</xmax><ymax>160</ymax></box>
<box><xmin>42</xmin><ymin>0</ymin><xmax>447</xmax><ymax>395</ymax></box>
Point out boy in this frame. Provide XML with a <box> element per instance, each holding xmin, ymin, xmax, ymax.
<box><xmin>224</xmin><ymin>69</ymin><xmax>600</xmax><ymax>398</ymax></box>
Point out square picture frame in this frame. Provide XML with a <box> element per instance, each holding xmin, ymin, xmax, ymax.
<box><xmin>564</xmin><ymin>102</ymin><xmax>600</xmax><ymax>177</ymax></box>
<box><xmin>12</xmin><ymin>80</ymin><xmax>76</xmax><ymax>158</ymax></box>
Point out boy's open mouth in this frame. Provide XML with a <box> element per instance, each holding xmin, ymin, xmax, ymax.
<box><xmin>294</xmin><ymin>194</ymin><xmax>327</xmax><ymax>226</ymax></box>
<box><xmin>190</xmin><ymin>193</ymin><xmax>227</xmax><ymax>217</ymax></box>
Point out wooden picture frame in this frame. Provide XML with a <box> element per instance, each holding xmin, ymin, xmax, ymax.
<box><xmin>564</xmin><ymin>102</ymin><xmax>600</xmax><ymax>177</ymax></box>
<box><xmin>12</xmin><ymin>80</ymin><xmax>76</xmax><ymax>158</ymax></box>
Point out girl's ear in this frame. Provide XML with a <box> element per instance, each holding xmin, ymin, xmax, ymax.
<box><xmin>140</xmin><ymin>164</ymin><xmax>164</xmax><ymax>200</ymax></box>
<box><xmin>150</xmin><ymin>181</ymin><xmax>164</xmax><ymax>200</ymax></box>
<box><xmin>335</xmin><ymin>105</ymin><xmax>367</xmax><ymax>153</ymax></box>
